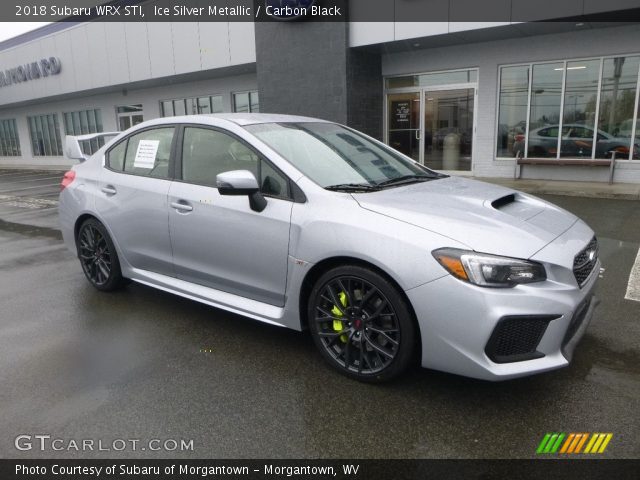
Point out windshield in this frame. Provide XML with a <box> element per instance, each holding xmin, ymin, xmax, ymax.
<box><xmin>244</xmin><ymin>122</ymin><xmax>444</xmax><ymax>189</ymax></box>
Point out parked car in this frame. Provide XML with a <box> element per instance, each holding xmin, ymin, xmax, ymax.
<box><xmin>60</xmin><ymin>114</ymin><xmax>600</xmax><ymax>382</ymax></box>
<box><xmin>513</xmin><ymin>124</ymin><xmax>639</xmax><ymax>158</ymax></box>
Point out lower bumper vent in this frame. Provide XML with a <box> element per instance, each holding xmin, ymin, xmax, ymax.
<box><xmin>485</xmin><ymin>315</ymin><xmax>560</xmax><ymax>363</ymax></box>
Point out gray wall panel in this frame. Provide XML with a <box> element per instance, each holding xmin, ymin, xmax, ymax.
<box><xmin>147</xmin><ymin>23</ymin><xmax>176</xmax><ymax>79</ymax></box>
<box><xmin>69</xmin><ymin>26</ymin><xmax>91</xmax><ymax>92</ymax></box>
<box><xmin>53</xmin><ymin>30</ymin><xmax>77</xmax><ymax>92</ymax></box>
<box><xmin>511</xmin><ymin>0</ymin><xmax>584</xmax><ymax>22</ymax></box>
<box><xmin>0</xmin><ymin>22</ymin><xmax>255</xmax><ymax>106</ymax></box>
<box><xmin>255</xmin><ymin>22</ymin><xmax>349</xmax><ymax>123</ymax></box>
<box><xmin>125</xmin><ymin>23</ymin><xmax>152</xmax><ymax>82</ymax></box>
<box><xmin>584</xmin><ymin>0</ymin><xmax>640</xmax><ymax>14</ymax></box>
<box><xmin>200</xmin><ymin>22</ymin><xmax>232</xmax><ymax>69</ymax></box>
<box><xmin>229</xmin><ymin>23</ymin><xmax>257</xmax><ymax>66</ymax></box>
<box><xmin>104</xmin><ymin>23</ymin><xmax>130</xmax><ymax>86</ymax></box>
<box><xmin>85</xmin><ymin>23</ymin><xmax>111</xmax><ymax>89</ymax></box>
<box><xmin>172</xmin><ymin>23</ymin><xmax>202</xmax><ymax>75</ymax></box>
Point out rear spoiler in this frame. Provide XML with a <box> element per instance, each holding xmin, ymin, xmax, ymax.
<box><xmin>65</xmin><ymin>132</ymin><xmax>120</xmax><ymax>161</ymax></box>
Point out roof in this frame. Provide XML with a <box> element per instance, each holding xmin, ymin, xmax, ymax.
<box><xmin>174</xmin><ymin>113</ymin><xmax>330</xmax><ymax>126</ymax></box>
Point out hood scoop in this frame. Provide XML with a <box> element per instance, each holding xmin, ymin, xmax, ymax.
<box><xmin>491</xmin><ymin>194</ymin><xmax>516</xmax><ymax>210</ymax></box>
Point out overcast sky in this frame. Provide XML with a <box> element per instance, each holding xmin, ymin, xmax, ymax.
<box><xmin>0</xmin><ymin>23</ymin><xmax>52</xmax><ymax>43</ymax></box>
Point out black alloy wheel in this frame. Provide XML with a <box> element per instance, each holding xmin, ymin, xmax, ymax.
<box><xmin>77</xmin><ymin>218</ymin><xmax>127</xmax><ymax>291</ymax></box>
<box><xmin>308</xmin><ymin>265</ymin><xmax>416</xmax><ymax>382</ymax></box>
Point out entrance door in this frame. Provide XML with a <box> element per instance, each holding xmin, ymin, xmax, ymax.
<box><xmin>386</xmin><ymin>92</ymin><xmax>421</xmax><ymax>161</ymax></box>
<box><xmin>423</xmin><ymin>88</ymin><xmax>475</xmax><ymax>171</ymax></box>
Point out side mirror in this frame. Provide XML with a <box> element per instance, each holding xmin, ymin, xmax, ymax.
<box><xmin>216</xmin><ymin>170</ymin><xmax>267</xmax><ymax>212</ymax></box>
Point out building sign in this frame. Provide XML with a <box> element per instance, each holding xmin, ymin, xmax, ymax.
<box><xmin>0</xmin><ymin>57</ymin><xmax>62</xmax><ymax>88</ymax></box>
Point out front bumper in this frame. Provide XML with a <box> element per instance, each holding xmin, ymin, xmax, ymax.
<box><xmin>406</xmin><ymin>221</ymin><xmax>600</xmax><ymax>381</ymax></box>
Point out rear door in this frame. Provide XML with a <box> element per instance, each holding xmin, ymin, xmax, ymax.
<box><xmin>95</xmin><ymin>126</ymin><xmax>176</xmax><ymax>276</ymax></box>
<box><xmin>168</xmin><ymin>125</ymin><xmax>293</xmax><ymax>306</ymax></box>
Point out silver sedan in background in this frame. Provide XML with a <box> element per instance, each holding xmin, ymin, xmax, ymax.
<box><xmin>59</xmin><ymin>114</ymin><xmax>600</xmax><ymax>382</ymax></box>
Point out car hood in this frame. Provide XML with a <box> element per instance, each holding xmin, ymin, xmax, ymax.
<box><xmin>353</xmin><ymin>176</ymin><xmax>579</xmax><ymax>259</ymax></box>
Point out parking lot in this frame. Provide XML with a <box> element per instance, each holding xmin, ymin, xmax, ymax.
<box><xmin>0</xmin><ymin>169</ymin><xmax>639</xmax><ymax>459</ymax></box>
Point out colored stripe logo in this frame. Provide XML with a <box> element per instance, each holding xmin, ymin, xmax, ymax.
<box><xmin>537</xmin><ymin>433</ymin><xmax>613</xmax><ymax>454</ymax></box>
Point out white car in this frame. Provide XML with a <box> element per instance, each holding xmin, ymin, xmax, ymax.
<box><xmin>59</xmin><ymin>114</ymin><xmax>600</xmax><ymax>382</ymax></box>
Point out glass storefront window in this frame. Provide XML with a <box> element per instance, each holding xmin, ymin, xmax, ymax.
<box><xmin>596</xmin><ymin>56</ymin><xmax>640</xmax><ymax>159</ymax></box>
<box><xmin>63</xmin><ymin>109</ymin><xmax>104</xmax><ymax>155</ymax></box>
<box><xmin>232</xmin><ymin>91</ymin><xmax>260</xmax><ymax>113</ymax></box>
<box><xmin>0</xmin><ymin>119</ymin><xmax>21</xmax><ymax>157</ymax></box>
<box><xmin>117</xmin><ymin>104</ymin><xmax>144</xmax><ymax>131</ymax></box>
<box><xmin>161</xmin><ymin>95</ymin><xmax>224</xmax><ymax>117</ymax></box>
<box><xmin>28</xmin><ymin>114</ymin><xmax>63</xmax><ymax>156</ymax></box>
<box><xmin>386</xmin><ymin>70</ymin><xmax>477</xmax><ymax>89</ymax></box>
<box><xmin>560</xmin><ymin>59</ymin><xmax>600</xmax><ymax>158</ymax></box>
<box><xmin>497</xmin><ymin>55</ymin><xmax>640</xmax><ymax>160</ymax></box>
<box><xmin>527</xmin><ymin>63</ymin><xmax>563</xmax><ymax>158</ymax></box>
<box><xmin>496</xmin><ymin>65</ymin><xmax>529</xmax><ymax>158</ymax></box>
<box><xmin>636</xmin><ymin>86</ymin><xmax>640</xmax><ymax>153</ymax></box>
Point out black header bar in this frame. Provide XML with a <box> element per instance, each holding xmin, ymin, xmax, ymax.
<box><xmin>4</xmin><ymin>0</ymin><xmax>640</xmax><ymax>22</ymax></box>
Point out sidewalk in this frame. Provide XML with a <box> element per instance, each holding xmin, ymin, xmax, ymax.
<box><xmin>476</xmin><ymin>177</ymin><xmax>640</xmax><ymax>201</ymax></box>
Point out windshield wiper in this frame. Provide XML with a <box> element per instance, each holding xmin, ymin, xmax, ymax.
<box><xmin>377</xmin><ymin>174</ymin><xmax>439</xmax><ymax>187</ymax></box>
<box><xmin>325</xmin><ymin>183</ymin><xmax>381</xmax><ymax>192</ymax></box>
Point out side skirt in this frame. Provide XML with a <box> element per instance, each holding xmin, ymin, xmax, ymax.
<box><xmin>129</xmin><ymin>268</ymin><xmax>287</xmax><ymax>329</ymax></box>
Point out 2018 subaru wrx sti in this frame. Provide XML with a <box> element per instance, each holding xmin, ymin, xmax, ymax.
<box><xmin>59</xmin><ymin>114</ymin><xmax>600</xmax><ymax>382</ymax></box>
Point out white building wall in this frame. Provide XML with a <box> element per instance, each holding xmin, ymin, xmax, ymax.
<box><xmin>382</xmin><ymin>24</ymin><xmax>640</xmax><ymax>183</ymax></box>
<box><xmin>0</xmin><ymin>22</ymin><xmax>256</xmax><ymax>106</ymax></box>
<box><xmin>0</xmin><ymin>72</ymin><xmax>258</xmax><ymax>168</ymax></box>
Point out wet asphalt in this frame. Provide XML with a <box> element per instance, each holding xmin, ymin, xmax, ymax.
<box><xmin>0</xmin><ymin>169</ymin><xmax>638</xmax><ymax>459</ymax></box>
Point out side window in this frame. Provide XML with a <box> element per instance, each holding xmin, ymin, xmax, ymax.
<box><xmin>123</xmin><ymin>127</ymin><xmax>175</xmax><ymax>178</ymax></box>
<box><xmin>182</xmin><ymin>127</ymin><xmax>259</xmax><ymax>186</ymax></box>
<box><xmin>539</xmin><ymin>127</ymin><xmax>558</xmax><ymax>138</ymax></box>
<box><xmin>107</xmin><ymin>139</ymin><xmax>127</xmax><ymax>171</ymax></box>
<box><xmin>260</xmin><ymin>159</ymin><xmax>289</xmax><ymax>198</ymax></box>
<box><xmin>569</xmin><ymin>127</ymin><xmax>593</xmax><ymax>139</ymax></box>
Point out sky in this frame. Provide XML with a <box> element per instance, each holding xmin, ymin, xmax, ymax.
<box><xmin>0</xmin><ymin>23</ymin><xmax>53</xmax><ymax>43</ymax></box>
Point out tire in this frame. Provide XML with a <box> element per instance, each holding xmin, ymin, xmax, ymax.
<box><xmin>76</xmin><ymin>218</ymin><xmax>127</xmax><ymax>292</ymax></box>
<box><xmin>308</xmin><ymin>265</ymin><xmax>416</xmax><ymax>382</ymax></box>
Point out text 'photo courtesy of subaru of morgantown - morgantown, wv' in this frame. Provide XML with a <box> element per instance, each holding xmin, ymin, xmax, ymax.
<box><xmin>59</xmin><ymin>114</ymin><xmax>600</xmax><ymax>382</ymax></box>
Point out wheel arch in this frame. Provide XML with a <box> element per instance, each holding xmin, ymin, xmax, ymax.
<box><xmin>298</xmin><ymin>256</ymin><xmax>422</xmax><ymax>360</ymax></box>
<box><xmin>74</xmin><ymin>213</ymin><xmax>100</xmax><ymax>245</ymax></box>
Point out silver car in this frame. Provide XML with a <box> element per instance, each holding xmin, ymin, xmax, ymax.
<box><xmin>59</xmin><ymin>114</ymin><xmax>600</xmax><ymax>382</ymax></box>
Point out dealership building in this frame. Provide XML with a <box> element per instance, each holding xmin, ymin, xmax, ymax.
<box><xmin>1</xmin><ymin>1</ymin><xmax>640</xmax><ymax>184</ymax></box>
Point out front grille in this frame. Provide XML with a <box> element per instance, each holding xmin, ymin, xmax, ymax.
<box><xmin>573</xmin><ymin>237</ymin><xmax>598</xmax><ymax>288</ymax></box>
<box><xmin>485</xmin><ymin>315</ymin><xmax>559</xmax><ymax>363</ymax></box>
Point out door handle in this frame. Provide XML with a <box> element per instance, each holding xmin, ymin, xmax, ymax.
<box><xmin>101</xmin><ymin>185</ymin><xmax>117</xmax><ymax>195</ymax></box>
<box><xmin>415</xmin><ymin>130</ymin><xmax>421</xmax><ymax>140</ymax></box>
<box><xmin>170</xmin><ymin>201</ymin><xmax>193</xmax><ymax>213</ymax></box>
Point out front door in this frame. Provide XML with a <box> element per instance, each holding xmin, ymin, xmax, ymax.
<box><xmin>423</xmin><ymin>88</ymin><xmax>475</xmax><ymax>171</ymax></box>
<box><xmin>385</xmin><ymin>70</ymin><xmax>478</xmax><ymax>171</ymax></box>
<box><xmin>386</xmin><ymin>92</ymin><xmax>421</xmax><ymax>161</ymax></box>
<box><xmin>168</xmin><ymin>126</ymin><xmax>293</xmax><ymax>307</ymax></box>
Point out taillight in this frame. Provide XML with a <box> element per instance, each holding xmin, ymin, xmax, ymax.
<box><xmin>61</xmin><ymin>170</ymin><xmax>76</xmax><ymax>191</ymax></box>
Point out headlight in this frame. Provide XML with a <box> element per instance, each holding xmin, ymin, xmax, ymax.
<box><xmin>432</xmin><ymin>248</ymin><xmax>546</xmax><ymax>288</ymax></box>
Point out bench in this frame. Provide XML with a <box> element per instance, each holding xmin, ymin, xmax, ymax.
<box><xmin>514</xmin><ymin>151</ymin><xmax>618</xmax><ymax>184</ymax></box>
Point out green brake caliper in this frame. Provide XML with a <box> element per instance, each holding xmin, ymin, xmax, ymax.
<box><xmin>331</xmin><ymin>291</ymin><xmax>349</xmax><ymax>343</ymax></box>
